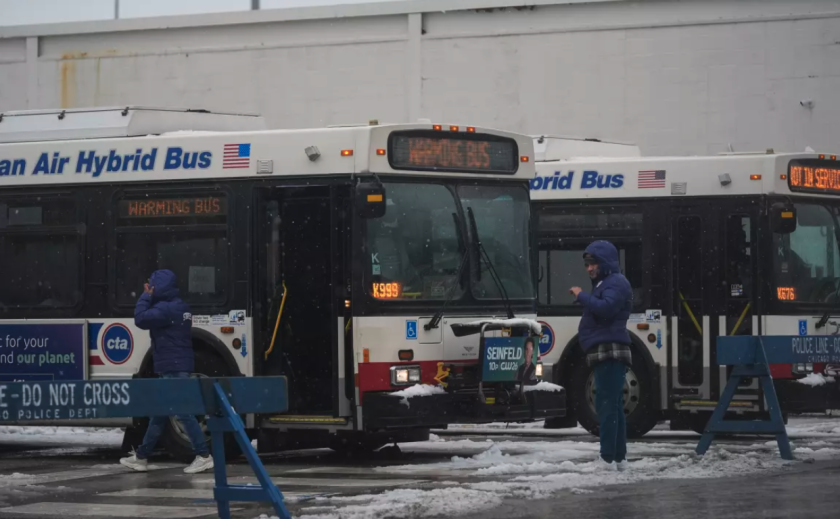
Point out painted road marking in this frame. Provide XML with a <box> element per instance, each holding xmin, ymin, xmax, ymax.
<box><xmin>0</xmin><ymin>502</ymin><xmax>233</xmax><ymax>518</ymax></box>
<box><xmin>193</xmin><ymin>476</ymin><xmax>423</xmax><ymax>487</ymax></box>
<box><xmin>100</xmin><ymin>488</ymin><xmax>318</xmax><ymax>500</ymax></box>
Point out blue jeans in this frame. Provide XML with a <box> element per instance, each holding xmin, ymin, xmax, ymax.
<box><xmin>594</xmin><ymin>359</ymin><xmax>627</xmax><ymax>463</ymax></box>
<box><xmin>135</xmin><ymin>371</ymin><xmax>209</xmax><ymax>459</ymax></box>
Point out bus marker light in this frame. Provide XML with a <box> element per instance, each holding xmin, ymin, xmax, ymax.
<box><xmin>363</xmin><ymin>349</ymin><xmax>370</xmax><ymax>363</ymax></box>
<box><xmin>832</xmin><ymin>155</ymin><xmax>837</xmax><ymax>161</ymax></box>
<box><xmin>221</xmin><ymin>327</ymin><xmax>234</xmax><ymax>334</ymax></box>
<box><xmin>520</xmin><ymin>156</ymin><xmax>530</xmax><ymax>163</ymax></box>
<box><xmin>341</xmin><ymin>149</ymin><xmax>353</xmax><ymax>157</ymax></box>
<box><xmin>636</xmin><ymin>323</ymin><xmax>649</xmax><ymax>330</ymax></box>
<box><xmin>432</xmin><ymin>124</ymin><xmax>442</xmax><ymax>131</ymax></box>
<box><xmin>781</xmin><ymin>211</ymin><xmax>794</xmax><ymax>218</ymax></box>
<box><xmin>819</xmin><ymin>154</ymin><xmax>826</xmax><ymax>159</ymax></box>
<box><xmin>466</xmin><ymin>126</ymin><xmax>476</xmax><ymax>133</ymax></box>
<box><xmin>376</xmin><ymin>149</ymin><xmax>386</xmax><ymax>155</ymax></box>
<box><xmin>398</xmin><ymin>350</ymin><xmax>414</xmax><ymax>361</ymax></box>
<box><xmin>367</xmin><ymin>194</ymin><xmax>383</xmax><ymax>203</ymax></box>
<box><xmin>450</xmin><ymin>126</ymin><xmax>459</xmax><ymax>132</ymax></box>
<box><xmin>749</xmin><ymin>174</ymin><xmax>761</xmax><ymax>180</ymax></box>
<box><xmin>780</xmin><ymin>174</ymin><xmax>787</xmax><ymax>180</ymax></box>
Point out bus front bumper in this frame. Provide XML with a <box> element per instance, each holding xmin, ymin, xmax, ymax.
<box><xmin>776</xmin><ymin>378</ymin><xmax>840</xmax><ymax>414</ymax></box>
<box><xmin>362</xmin><ymin>387</ymin><xmax>566</xmax><ymax>429</ymax></box>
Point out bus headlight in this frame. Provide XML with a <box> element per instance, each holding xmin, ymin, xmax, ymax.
<box><xmin>793</xmin><ymin>363</ymin><xmax>814</xmax><ymax>375</ymax></box>
<box><xmin>391</xmin><ymin>365</ymin><xmax>421</xmax><ymax>386</ymax></box>
<box><xmin>536</xmin><ymin>362</ymin><xmax>544</xmax><ymax>379</ymax></box>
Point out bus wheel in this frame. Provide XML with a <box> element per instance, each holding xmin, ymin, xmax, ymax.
<box><xmin>161</xmin><ymin>349</ymin><xmax>242</xmax><ymax>463</ymax></box>
<box><xmin>570</xmin><ymin>351</ymin><xmax>658</xmax><ymax>439</ymax></box>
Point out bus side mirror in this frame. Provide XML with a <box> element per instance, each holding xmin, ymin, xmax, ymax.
<box><xmin>356</xmin><ymin>182</ymin><xmax>387</xmax><ymax>219</ymax></box>
<box><xmin>770</xmin><ymin>203</ymin><xmax>797</xmax><ymax>234</ymax></box>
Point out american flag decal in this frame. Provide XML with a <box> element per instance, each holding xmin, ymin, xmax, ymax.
<box><xmin>223</xmin><ymin>143</ymin><xmax>251</xmax><ymax>169</ymax></box>
<box><xmin>638</xmin><ymin>170</ymin><xmax>666</xmax><ymax>189</ymax></box>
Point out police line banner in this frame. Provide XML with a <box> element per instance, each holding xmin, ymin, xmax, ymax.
<box><xmin>0</xmin><ymin>377</ymin><xmax>288</xmax><ymax>422</ymax></box>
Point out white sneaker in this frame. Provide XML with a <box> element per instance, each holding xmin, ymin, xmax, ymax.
<box><xmin>119</xmin><ymin>450</ymin><xmax>149</xmax><ymax>472</ymax></box>
<box><xmin>616</xmin><ymin>460</ymin><xmax>629</xmax><ymax>472</ymax></box>
<box><xmin>595</xmin><ymin>458</ymin><xmax>617</xmax><ymax>472</ymax></box>
<box><xmin>184</xmin><ymin>454</ymin><xmax>214</xmax><ymax>474</ymax></box>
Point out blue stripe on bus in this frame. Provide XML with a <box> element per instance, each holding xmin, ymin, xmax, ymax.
<box><xmin>89</xmin><ymin>322</ymin><xmax>104</xmax><ymax>350</ymax></box>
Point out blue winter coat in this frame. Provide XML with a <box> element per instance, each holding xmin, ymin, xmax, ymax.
<box><xmin>134</xmin><ymin>270</ymin><xmax>194</xmax><ymax>374</ymax></box>
<box><xmin>575</xmin><ymin>241</ymin><xmax>633</xmax><ymax>351</ymax></box>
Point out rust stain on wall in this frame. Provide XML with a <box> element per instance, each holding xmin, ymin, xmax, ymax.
<box><xmin>60</xmin><ymin>58</ymin><xmax>76</xmax><ymax>109</ymax></box>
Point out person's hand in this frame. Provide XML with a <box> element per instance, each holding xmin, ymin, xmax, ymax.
<box><xmin>569</xmin><ymin>287</ymin><xmax>582</xmax><ymax>298</ymax></box>
<box><xmin>144</xmin><ymin>283</ymin><xmax>154</xmax><ymax>295</ymax></box>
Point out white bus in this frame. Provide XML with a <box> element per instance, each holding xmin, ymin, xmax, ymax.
<box><xmin>0</xmin><ymin>107</ymin><xmax>563</xmax><ymax>458</ymax></box>
<box><xmin>531</xmin><ymin>135</ymin><xmax>840</xmax><ymax>436</ymax></box>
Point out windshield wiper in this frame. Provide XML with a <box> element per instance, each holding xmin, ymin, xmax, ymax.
<box><xmin>425</xmin><ymin>212</ymin><xmax>469</xmax><ymax>331</ymax></box>
<box><xmin>467</xmin><ymin>207</ymin><xmax>514</xmax><ymax>320</ymax></box>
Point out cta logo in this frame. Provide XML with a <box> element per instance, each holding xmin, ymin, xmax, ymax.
<box><xmin>101</xmin><ymin>324</ymin><xmax>134</xmax><ymax>365</ymax></box>
<box><xmin>538</xmin><ymin>321</ymin><xmax>555</xmax><ymax>356</ymax></box>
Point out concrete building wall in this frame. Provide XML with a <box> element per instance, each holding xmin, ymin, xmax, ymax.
<box><xmin>1</xmin><ymin>0</ymin><xmax>840</xmax><ymax>155</ymax></box>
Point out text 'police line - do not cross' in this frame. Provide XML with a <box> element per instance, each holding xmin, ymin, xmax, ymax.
<box><xmin>0</xmin><ymin>376</ymin><xmax>292</xmax><ymax>519</ymax></box>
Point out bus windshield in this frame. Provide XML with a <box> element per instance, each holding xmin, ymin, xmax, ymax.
<box><xmin>773</xmin><ymin>201</ymin><xmax>840</xmax><ymax>304</ymax></box>
<box><xmin>365</xmin><ymin>182</ymin><xmax>533</xmax><ymax>302</ymax></box>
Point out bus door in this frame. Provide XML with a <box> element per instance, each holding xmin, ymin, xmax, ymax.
<box><xmin>671</xmin><ymin>200</ymin><xmax>759</xmax><ymax>408</ymax></box>
<box><xmin>255</xmin><ymin>185</ymin><xmax>347</xmax><ymax>417</ymax></box>
<box><xmin>719</xmin><ymin>204</ymin><xmax>761</xmax><ymax>404</ymax></box>
<box><xmin>671</xmin><ymin>203</ymin><xmax>717</xmax><ymax>403</ymax></box>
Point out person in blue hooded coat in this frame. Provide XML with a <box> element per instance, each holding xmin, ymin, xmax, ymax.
<box><xmin>570</xmin><ymin>241</ymin><xmax>633</xmax><ymax>471</ymax></box>
<box><xmin>119</xmin><ymin>269</ymin><xmax>214</xmax><ymax>474</ymax></box>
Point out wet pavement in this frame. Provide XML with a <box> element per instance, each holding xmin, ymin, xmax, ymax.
<box><xmin>0</xmin><ymin>418</ymin><xmax>838</xmax><ymax>518</ymax></box>
<box><xmin>462</xmin><ymin>459</ymin><xmax>840</xmax><ymax>519</ymax></box>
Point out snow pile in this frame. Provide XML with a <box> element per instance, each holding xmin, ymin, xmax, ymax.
<box><xmin>388</xmin><ymin>384</ymin><xmax>446</xmax><ymax>408</ymax></box>
<box><xmin>796</xmin><ymin>373</ymin><xmax>834</xmax><ymax>386</ymax></box>
<box><xmin>301</xmin><ymin>487</ymin><xmax>503</xmax><ymax>519</ymax></box>
<box><xmin>300</xmin><ymin>446</ymin><xmax>815</xmax><ymax>519</ymax></box>
<box><xmin>0</xmin><ymin>426</ymin><xmax>123</xmax><ymax>447</ymax></box>
<box><xmin>464</xmin><ymin>318</ymin><xmax>543</xmax><ymax>335</ymax></box>
<box><xmin>523</xmin><ymin>381</ymin><xmax>564</xmax><ymax>393</ymax></box>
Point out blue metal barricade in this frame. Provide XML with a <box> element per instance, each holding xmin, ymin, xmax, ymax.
<box><xmin>0</xmin><ymin>376</ymin><xmax>290</xmax><ymax>519</ymax></box>
<box><xmin>696</xmin><ymin>335</ymin><xmax>840</xmax><ymax>460</ymax></box>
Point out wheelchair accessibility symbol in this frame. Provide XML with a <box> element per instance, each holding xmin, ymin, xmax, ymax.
<box><xmin>406</xmin><ymin>320</ymin><xmax>418</xmax><ymax>340</ymax></box>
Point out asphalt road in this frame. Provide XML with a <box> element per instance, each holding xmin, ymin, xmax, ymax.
<box><xmin>0</xmin><ymin>418</ymin><xmax>838</xmax><ymax>519</ymax></box>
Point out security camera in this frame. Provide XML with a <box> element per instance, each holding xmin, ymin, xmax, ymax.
<box><xmin>800</xmin><ymin>99</ymin><xmax>815</xmax><ymax>109</ymax></box>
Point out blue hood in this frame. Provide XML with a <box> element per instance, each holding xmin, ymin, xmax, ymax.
<box><xmin>149</xmin><ymin>269</ymin><xmax>180</xmax><ymax>302</ymax></box>
<box><xmin>583</xmin><ymin>240</ymin><xmax>620</xmax><ymax>282</ymax></box>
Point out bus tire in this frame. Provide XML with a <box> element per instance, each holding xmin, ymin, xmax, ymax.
<box><xmin>569</xmin><ymin>348</ymin><xmax>658</xmax><ymax>439</ymax></box>
<box><xmin>161</xmin><ymin>348</ymin><xmax>242</xmax><ymax>463</ymax></box>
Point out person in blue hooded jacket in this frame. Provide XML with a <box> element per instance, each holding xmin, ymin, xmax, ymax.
<box><xmin>119</xmin><ymin>269</ymin><xmax>214</xmax><ymax>474</ymax></box>
<box><xmin>569</xmin><ymin>241</ymin><xmax>633</xmax><ymax>472</ymax></box>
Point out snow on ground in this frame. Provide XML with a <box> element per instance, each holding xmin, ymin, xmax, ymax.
<box><xmin>296</xmin><ymin>417</ymin><xmax>840</xmax><ymax>519</ymax></box>
<box><xmin>0</xmin><ymin>426</ymin><xmax>123</xmax><ymax>447</ymax></box>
